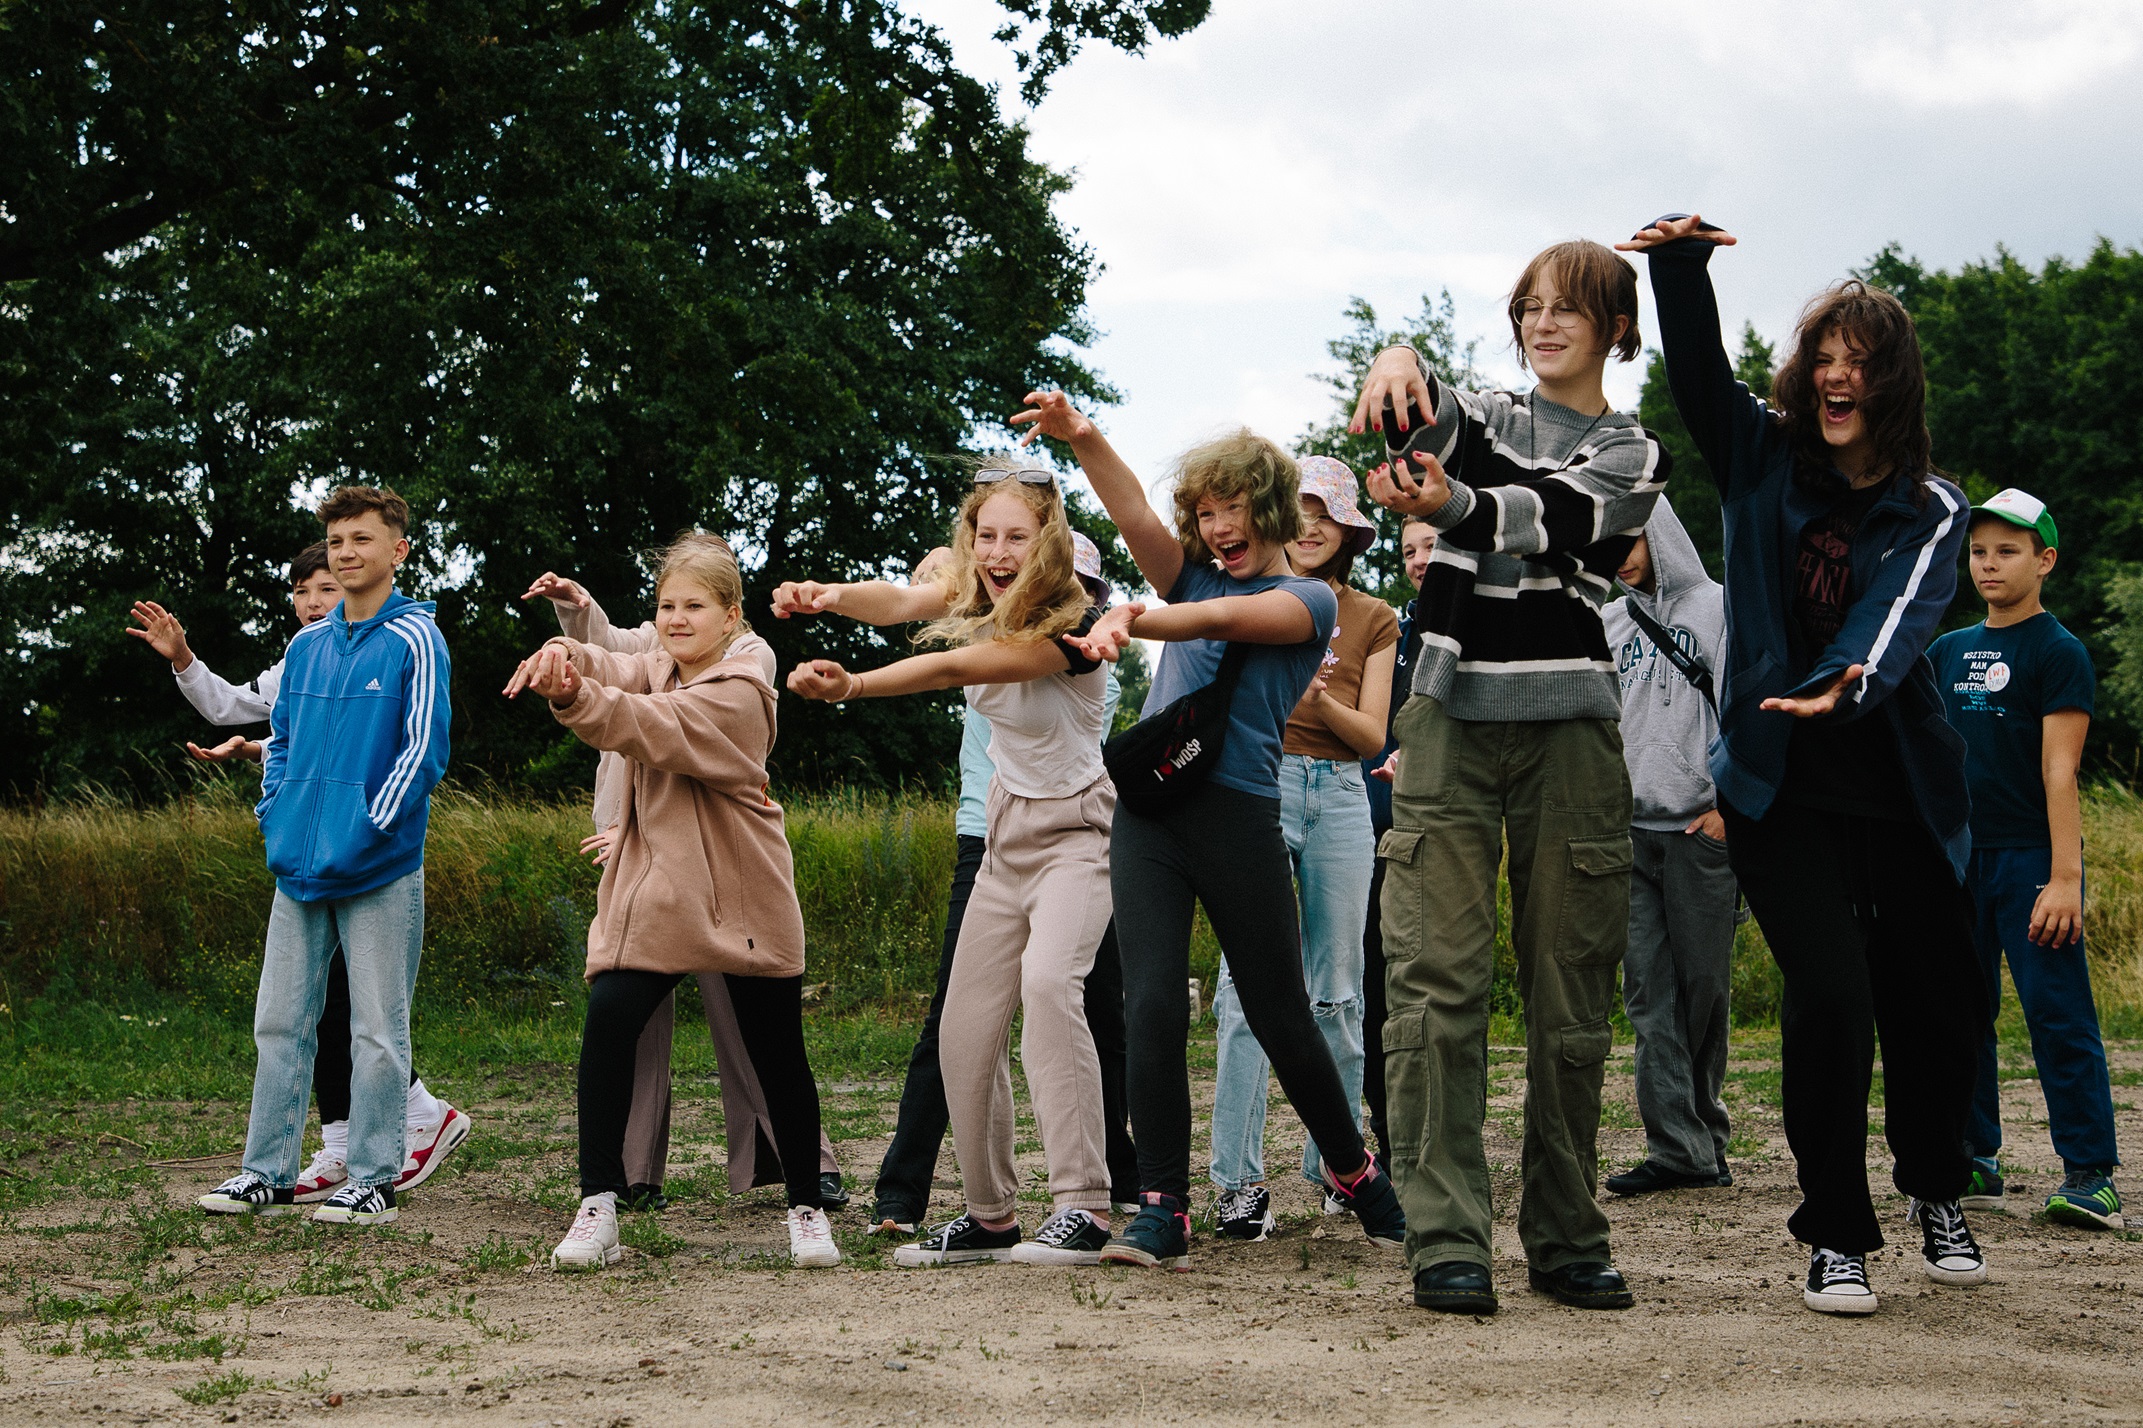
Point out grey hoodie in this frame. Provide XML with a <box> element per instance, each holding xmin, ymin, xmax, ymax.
<box><xmin>1600</xmin><ymin>498</ymin><xmax>1726</xmax><ymax>831</ymax></box>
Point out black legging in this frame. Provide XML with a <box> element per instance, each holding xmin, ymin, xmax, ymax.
<box><xmin>580</xmin><ymin>968</ymin><xmax>825</xmax><ymax>1208</ymax></box>
<box><xmin>1112</xmin><ymin>780</ymin><xmax>1367</xmax><ymax>1200</ymax></box>
<box><xmin>1361</xmin><ymin>856</ymin><xmax>1392</xmax><ymax>1165</ymax></box>
<box><xmin>314</xmin><ymin>946</ymin><xmax>416</xmax><ymax>1124</ymax></box>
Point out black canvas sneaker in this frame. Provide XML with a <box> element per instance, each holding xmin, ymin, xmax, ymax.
<box><xmin>1008</xmin><ymin>1208</ymin><xmax>1111</xmax><ymax>1265</ymax></box>
<box><xmin>198</xmin><ymin>1171</ymin><xmax>297</xmax><ymax>1217</ymax></box>
<box><xmin>311</xmin><ymin>1180</ymin><xmax>398</xmax><ymax>1226</ymax></box>
<box><xmin>1215</xmin><ymin>1185</ymin><xmax>1276</xmax><ymax>1242</ymax></box>
<box><xmin>892</xmin><ymin>1212</ymin><xmax>1020</xmax><ymax>1267</ymax></box>
<box><xmin>1908</xmin><ymin>1198</ymin><xmax>1988</xmax><ymax>1285</ymax></box>
<box><xmin>1803</xmin><ymin>1247</ymin><xmax>1878</xmax><ymax>1315</ymax></box>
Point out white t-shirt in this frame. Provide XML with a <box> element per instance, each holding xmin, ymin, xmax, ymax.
<box><xmin>963</xmin><ymin>614</ymin><xmax>1108</xmax><ymax>801</ymax></box>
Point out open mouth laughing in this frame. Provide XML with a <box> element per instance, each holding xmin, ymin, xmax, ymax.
<box><xmin>984</xmin><ymin>567</ymin><xmax>1016</xmax><ymax>596</ymax></box>
<box><xmin>1823</xmin><ymin>394</ymin><xmax>1857</xmax><ymax>426</ymax></box>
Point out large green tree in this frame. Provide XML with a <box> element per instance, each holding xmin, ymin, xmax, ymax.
<box><xmin>0</xmin><ymin>0</ymin><xmax>1210</xmax><ymax>798</ymax></box>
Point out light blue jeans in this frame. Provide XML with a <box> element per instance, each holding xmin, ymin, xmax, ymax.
<box><xmin>242</xmin><ymin>869</ymin><xmax>424</xmax><ymax>1189</ymax></box>
<box><xmin>1210</xmin><ymin>756</ymin><xmax>1374</xmax><ymax>1190</ymax></box>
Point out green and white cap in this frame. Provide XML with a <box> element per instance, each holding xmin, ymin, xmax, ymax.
<box><xmin>1971</xmin><ymin>488</ymin><xmax>2059</xmax><ymax>550</ymax></box>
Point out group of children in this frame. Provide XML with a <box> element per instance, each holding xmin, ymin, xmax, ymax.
<box><xmin>143</xmin><ymin>217</ymin><xmax>2122</xmax><ymax>1318</ymax></box>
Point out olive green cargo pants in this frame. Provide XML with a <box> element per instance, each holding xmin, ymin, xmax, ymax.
<box><xmin>1378</xmin><ymin>697</ymin><xmax>1631</xmax><ymax>1275</ymax></box>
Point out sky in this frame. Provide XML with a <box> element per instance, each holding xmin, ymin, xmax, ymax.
<box><xmin>915</xmin><ymin>0</ymin><xmax>2143</xmax><ymax>506</ymax></box>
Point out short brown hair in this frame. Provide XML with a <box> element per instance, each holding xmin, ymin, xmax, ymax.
<box><xmin>290</xmin><ymin>541</ymin><xmax>331</xmax><ymax>586</ymax></box>
<box><xmin>1771</xmin><ymin>281</ymin><xmax>1932</xmax><ymax>492</ymax></box>
<box><xmin>317</xmin><ymin>485</ymin><xmax>411</xmax><ymax>535</ymax></box>
<box><xmin>1968</xmin><ymin>511</ymin><xmax>2045</xmax><ymax>555</ymax></box>
<box><xmin>1168</xmin><ymin>430</ymin><xmax>1301</xmax><ymax>564</ymax></box>
<box><xmin>1507</xmin><ymin>240</ymin><xmax>1642</xmax><ymax>369</ymax></box>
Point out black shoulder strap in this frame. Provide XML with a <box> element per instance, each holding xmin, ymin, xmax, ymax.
<box><xmin>1212</xmin><ymin>641</ymin><xmax>1252</xmax><ymax>695</ymax></box>
<box><xmin>1625</xmin><ymin>602</ymin><xmax>1716</xmax><ymax>712</ymax></box>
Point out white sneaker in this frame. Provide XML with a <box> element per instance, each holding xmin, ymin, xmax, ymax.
<box><xmin>293</xmin><ymin>1147</ymin><xmax>348</xmax><ymax>1204</ymax></box>
<box><xmin>394</xmin><ymin>1106</ymin><xmax>472</xmax><ymax>1194</ymax></box>
<box><xmin>551</xmin><ymin>1194</ymin><xmax>622</xmax><ymax>1271</ymax></box>
<box><xmin>788</xmin><ymin>1205</ymin><xmax>842</xmax><ymax>1268</ymax></box>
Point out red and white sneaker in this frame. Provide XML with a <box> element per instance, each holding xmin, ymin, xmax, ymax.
<box><xmin>393</xmin><ymin>1106</ymin><xmax>472</xmax><ymax>1194</ymax></box>
<box><xmin>293</xmin><ymin>1146</ymin><xmax>349</xmax><ymax>1204</ymax></box>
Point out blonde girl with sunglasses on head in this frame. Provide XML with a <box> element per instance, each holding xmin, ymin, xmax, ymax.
<box><xmin>775</xmin><ymin>462</ymin><xmax>1120</xmax><ymax>1267</ymax></box>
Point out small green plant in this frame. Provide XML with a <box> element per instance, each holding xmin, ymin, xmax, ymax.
<box><xmin>1066</xmin><ymin>1275</ymin><xmax>1113</xmax><ymax>1310</ymax></box>
<box><xmin>618</xmin><ymin>1216</ymin><xmax>686</xmax><ymax>1259</ymax></box>
<box><xmin>176</xmin><ymin>1369</ymin><xmax>256</xmax><ymax>1406</ymax></box>
<box><xmin>462</xmin><ymin>1234</ymin><xmax>534</xmax><ymax>1272</ymax></box>
<box><xmin>1338</xmin><ymin>1272</ymin><xmax>1358</xmax><ymax>1290</ymax></box>
<box><xmin>1296</xmin><ymin>1238</ymin><xmax>1312</xmax><ymax>1271</ymax></box>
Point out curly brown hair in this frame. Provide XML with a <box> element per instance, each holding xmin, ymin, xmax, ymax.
<box><xmin>317</xmin><ymin>485</ymin><xmax>411</xmax><ymax>535</ymax></box>
<box><xmin>1167</xmin><ymin>430</ymin><xmax>1301</xmax><ymax>565</ymax></box>
<box><xmin>1771</xmin><ymin>280</ymin><xmax>1933</xmax><ymax>492</ymax></box>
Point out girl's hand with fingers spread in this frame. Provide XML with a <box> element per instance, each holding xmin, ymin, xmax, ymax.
<box><xmin>580</xmin><ymin>828</ymin><xmax>617</xmax><ymax>868</ymax></box>
<box><xmin>1761</xmin><ymin>664</ymin><xmax>1862</xmax><ymax>719</ymax></box>
<box><xmin>1010</xmin><ymin>390</ymin><xmax>1096</xmax><ymax>447</ymax></box>
<box><xmin>787</xmin><ymin>659</ymin><xmax>858</xmax><ymax>702</ymax></box>
<box><xmin>188</xmin><ymin>735</ymin><xmax>263</xmax><ymax>764</ymax></box>
<box><xmin>1366</xmin><ymin>453</ymin><xmax>1451</xmax><ymax>519</ymax></box>
<box><xmin>1371</xmin><ymin>751</ymin><xmax>1399</xmax><ymax>784</ymax></box>
<box><xmin>1615</xmin><ymin>213</ymin><xmax>1739</xmax><ymax>254</ymax></box>
<box><xmin>1348</xmin><ymin>345</ymin><xmax>1438</xmax><ymax>436</ymax></box>
<box><xmin>522</xmin><ymin>572</ymin><xmax>589</xmax><ymax>607</ymax></box>
<box><xmin>1066</xmin><ymin>602</ymin><xmax>1142</xmax><ymax>664</ymax></box>
<box><xmin>770</xmin><ymin>581</ymin><xmax>840</xmax><ymax>619</ymax></box>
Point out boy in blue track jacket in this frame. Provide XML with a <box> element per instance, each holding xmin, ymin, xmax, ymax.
<box><xmin>200</xmin><ymin>486</ymin><xmax>452</xmax><ymax>1227</ymax></box>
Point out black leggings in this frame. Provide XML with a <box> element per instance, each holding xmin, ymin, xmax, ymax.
<box><xmin>314</xmin><ymin>947</ymin><xmax>417</xmax><ymax>1124</ymax></box>
<box><xmin>580</xmin><ymin>969</ymin><xmax>824</xmax><ymax>1208</ymax></box>
<box><xmin>1112</xmin><ymin>780</ymin><xmax>1367</xmax><ymax>1200</ymax></box>
<box><xmin>1722</xmin><ymin>799</ymin><xmax>1981</xmax><ymax>1253</ymax></box>
<box><xmin>1361</xmin><ymin>855</ymin><xmax>1392</xmax><ymax>1164</ymax></box>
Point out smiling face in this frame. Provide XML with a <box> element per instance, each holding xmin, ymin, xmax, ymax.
<box><xmin>1198</xmin><ymin>494</ymin><xmax>1281</xmax><ymax>578</ymax></box>
<box><xmin>1968</xmin><ymin>517</ymin><xmax>2056</xmax><ymax>615</ymax></box>
<box><xmin>1811</xmin><ymin>328</ymin><xmax>1873</xmax><ymax>462</ymax></box>
<box><xmin>972</xmin><ymin>490</ymin><xmax>1042</xmax><ymax>605</ymax></box>
<box><xmin>1401</xmin><ymin>520</ymin><xmax>1435</xmax><ymax>591</ymax></box>
<box><xmin>656</xmin><ymin>574</ymin><xmax>742</xmax><ymax>673</ymax></box>
<box><xmin>1290</xmin><ymin>495</ymin><xmax>1347</xmax><ymax>580</ymax></box>
<box><xmin>325</xmin><ymin>511</ymin><xmax>407</xmax><ymax>604</ymax></box>
<box><xmin>1516</xmin><ymin>263</ymin><xmax>1628</xmax><ymax>386</ymax></box>
<box><xmin>290</xmin><ymin>569</ymin><xmax>343</xmax><ymax>626</ymax></box>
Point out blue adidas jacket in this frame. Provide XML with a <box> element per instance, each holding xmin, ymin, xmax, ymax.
<box><xmin>1647</xmin><ymin>237</ymin><xmax>1972</xmax><ymax>880</ymax></box>
<box><xmin>259</xmin><ymin>592</ymin><xmax>452</xmax><ymax>901</ymax></box>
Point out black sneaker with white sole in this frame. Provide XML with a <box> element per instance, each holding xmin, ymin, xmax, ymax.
<box><xmin>1803</xmin><ymin>1247</ymin><xmax>1878</xmax><ymax>1315</ymax></box>
<box><xmin>1215</xmin><ymin>1185</ymin><xmax>1276</xmax><ymax>1242</ymax></box>
<box><xmin>1008</xmin><ymin>1208</ymin><xmax>1111</xmax><ymax>1265</ymax></box>
<box><xmin>892</xmin><ymin>1212</ymin><xmax>1020</xmax><ymax>1267</ymax></box>
<box><xmin>311</xmin><ymin>1180</ymin><xmax>398</xmax><ymax>1226</ymax></box>
<box><xmin>1908</xmin><ymin>1198</ymin><xmax>1987</xmax><ymax>1285</ymax></box>
<box><xmin>1321</xmin><ymin>1160</ymin><xmax>1406</xmax><ymax>1248</ymax></box>
<box><xmin>198</xmin><ymin>1171</ymin><xmax>298</xmax><ymax>1217</ymax></box>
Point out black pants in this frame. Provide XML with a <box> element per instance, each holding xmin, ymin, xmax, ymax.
<box><xmin>1361</xmin><ymin>854</ymin><xmax>1392</xmax><ymax>1164</ymax></box>
<box><xmin>314</xmin><ymin>946</ymin><xmax>417</xmax><ymax>1124</ymax></box>
<box><xmin>873</xmin><ymin>834</ymin><xmax>1139</xmax><ymax>1216</ymax></box>
<box><xmin>1114</xmin><ymin>781</ymin><xmax>1367</xmax><ymax>1200</ymax></box>
<box><xmin>580</xmin><ymin>968</ymin><xmax>824</xmax><ymax>1208</ymax></box>
<box><xmin>1722</xmin><ymin>800</ymin><xmax>1981</xmax><ymax>1252</ymax></box>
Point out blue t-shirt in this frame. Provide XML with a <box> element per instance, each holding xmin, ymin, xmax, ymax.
<box><xmin>1140</xmin><ymin>563</ymin><xmax>1339</xmax><ymax>799</ymax></box>
<box><xmin>1929</xmin><ymin>612</ymin><xmax>2095</xmax><ymax>849</ymax></box>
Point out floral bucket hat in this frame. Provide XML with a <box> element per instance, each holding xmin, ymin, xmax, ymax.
<box><xmin>1295</xmin><ymin>455</ymin><xmax>1379</xmax><ymax>555</ymax></box>
<box><xmin>1070</xmin><ymin>531</ymin><xmax>1109</xmax><ymax>602</ymax></box>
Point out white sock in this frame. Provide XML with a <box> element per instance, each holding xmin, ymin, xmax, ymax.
<box><xmin>320</xmin><ymin>1120</ymin><xmax>349</xmax><ymax>1162</ymax></box>
<box><xmin>403</xmin><ymin>1078</ymin><xmax>449</xmax><ymax>1133</ymax></box>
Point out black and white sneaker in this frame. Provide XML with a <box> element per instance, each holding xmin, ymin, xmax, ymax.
<box><xmin>311</xmin><ymin>1180</ymin><xmax>398</xmax><ymax>1226</ymax></box>
<box><xmin>1803</xmin><ymin>1247</ymin><xmax>1878</xmax><ymax>1315</ymax></box>
<box><xmin>1216</xmin><ymin>1185</ymin><xmax>1276</xmax><ymax>1242</ymax></box>
<box><xmin>1321</xmin><ymin>1160</ymin><xmax>1407</xmax><ymax>1249</ymax></box>
<box><xmin>891</xmin><ymin>1212</ymin><xmax>1020</xmax><ymax>1267</ymax></box>
<box><xmin>198</xmin><ymin>1171</ymin><xmax>297</xmax><ymax>1217</ymax></box>
<box><xmin>1908</xmin><ymin>1198</ymin><xmax>1987</xmax><ymax>1286</ymax></box>
<box><xmin>1009</xmin><ymin>1208</ymin><xmax>1112</xmax><ymax>1265</ymax></box>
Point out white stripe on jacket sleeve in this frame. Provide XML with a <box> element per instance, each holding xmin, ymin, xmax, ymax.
<box><xmin>1856</xmin><ymin>482</ymin><xmax>1962</xmax><ymax>702</ymax></box>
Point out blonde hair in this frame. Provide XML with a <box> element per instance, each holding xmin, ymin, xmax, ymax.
<box><xmin>1167</xmin><ymin>429</ymin><xmax>1302</xmax><ymax>564</ymax></box>
<box><xmin>922</xmin><ymin>471</ymin><xmax>1090</xmax><ymax>647</ymax></box>
<box><xmin>654</xmin><ymin>530</ymin><xmax>750</xmax><ymax>662</ymax></box>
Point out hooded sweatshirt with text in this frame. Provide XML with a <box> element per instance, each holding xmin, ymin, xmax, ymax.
<box><xmin>1600</xmin><ymin>498</ymin><xmax>1724</xmax><ymax>831</ymax></box>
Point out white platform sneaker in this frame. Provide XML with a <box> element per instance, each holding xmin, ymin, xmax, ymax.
<box><xmin>788</xmin><ymin>1205</ymin><xmax>842</xmax><ymax>1267</ymax></box>
<box><xmin>552</xmin><ymin>1193</ymin><xmax>623</xmax><ymax>1271</ymax></box>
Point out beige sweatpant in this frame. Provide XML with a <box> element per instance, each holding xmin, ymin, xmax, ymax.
<box><xmin>622</xmin><ymin>974</ymin><xmax>839</xmax><ymax>1193</ymax></box>
<box><xmin>940</xmin><ymin>774</ymin><xmax>1116</xmax><ymax>1220</ymax></box>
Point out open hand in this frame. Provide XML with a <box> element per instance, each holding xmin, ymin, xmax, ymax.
<box><xmin>1615</xmin><ymin>213</ymin><xmax>1738</xmax><ymax>253</ymax></box>
<box><xmin>1348</xmin><ymin>345</ymin><xmax>1438</xmax><ymax>437</ymax></box>
<box><xmin>787</xmin><ymin>659</ymin><xmax>856</xmax><ymax>702</ymax></box>
<box><xmin>1371</xmin><ymin>751</ymin><xmax>1399</xmax><ymax>784</ymax></box>
<box><xmin>188</xmin><ymin>735</ymin><xmax>263</xmax><ymax>764</ymax></box>
<box><xmin>580</xmin><ymin>828</ymin><xmax>617</xmax><ymax>868</ymax></box>
<box><xmin>126</xmin><ymin>601</ymin><xmax>194</xmax><ymax>669</ymax></box>
<box><xmin>505</xmin><ymin>644</ymin><xmax>581</xmax><ymax>704</ymax></box>
<box><xmin>1010</xmin><ymin>390</ymin><xmax>1097</xmax><ymax>447</ymax></box>
<box><xmin>1761</xmin><ymin>664</ymin><xmax>1862</xmax><ymax>719</ymax></box>
<box><xmin>1367</xmin><ymin>453</ymin><xmax>1452</xmax><ymax>520</ymax></box>
<box><xmin>1065</xmin><ymin>602</ymin><xmax>1142</xmax><ymax>664</ymax></box>
<box><xmin>770</xmin><ymin>581</ymin><xmax>841</xmax><ymax>619</ymax></box>
<box><xmin>522</xmin><ymin>572</ymin><xmax>590</xmax><ymax>608</ymax></box>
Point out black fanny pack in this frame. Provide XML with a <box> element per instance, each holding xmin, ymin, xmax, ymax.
<box><xmin>1101</xmin><ymin>643</ymin><xmax>1249</xmax><ymax>817</ymax></box>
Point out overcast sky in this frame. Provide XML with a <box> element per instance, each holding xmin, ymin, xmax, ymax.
<box><xmin>917</xmin><ymin>0</ymin><xmax>2143</xmax><ymax>504</ymax></box>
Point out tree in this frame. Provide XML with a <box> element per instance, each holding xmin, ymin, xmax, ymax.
<box><xmin>1294</xmin><ymin>292</ymin><xmax>1482</xmax><ymax>601</ymax></box>
<box><xmin>0</xmin><ymin>1</ymin><xmax>1211</xmax><ymax>798</ymax></box>
<box><xmin>1634</xmin><ymin>324</ymin><xmax>1775</xmax><ymax>581</ymax></box>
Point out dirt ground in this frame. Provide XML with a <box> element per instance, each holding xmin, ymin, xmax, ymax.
<box><xmin>3</xmin><ymin>1035</ymin><xmax>2140</xmax><ymax>1427</ymax></box>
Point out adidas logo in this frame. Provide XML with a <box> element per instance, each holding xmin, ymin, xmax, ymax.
<box><xmin>365</xmin><ymin>678</ymin><xmax>381</xmax><ymax>691</ymax></box>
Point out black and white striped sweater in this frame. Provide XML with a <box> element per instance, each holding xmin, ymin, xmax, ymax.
<box><xmin>1397</xmin><ymin>356</ymin><xmax>1670</xmax><ymax>722</ymax></box>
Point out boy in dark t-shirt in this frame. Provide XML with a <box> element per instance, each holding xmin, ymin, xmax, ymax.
<box><xmin>1930</xmin><ymin>489</ymin><xmax>2122</xmax><ymax>1230</ymax></box>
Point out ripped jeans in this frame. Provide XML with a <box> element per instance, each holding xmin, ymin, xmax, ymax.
<box><xmin>1209</xmin><ymin>755</ymin><xmax>1373</xmax><ymax>1191</ymax></box>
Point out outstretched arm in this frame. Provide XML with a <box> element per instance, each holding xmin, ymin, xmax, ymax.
<box><xmin>1620</xmin><ymin>214</ymin><xmax>1750</xmax><ymax>494</ymax></box>
<box><xmin>769</xmin><ymin>577</ymin><xmax>952</xmax><ymax>626</ymax></box>
<box><xmin>1011</xmin><ymin>391</ymin><xmax>1183</xmax><ymax>595</ymax></box>
<box><xmin>1067</xmin><ymin>589</ymin><xmax>1316</xmax><ymax>664</ymax></box>
<box><xmin>787</xmin><ymin>638</ymin><xmax>1075</xmax><ymax>702</ymax></box>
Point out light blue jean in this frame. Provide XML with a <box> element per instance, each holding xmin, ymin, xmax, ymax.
<box><xmin>1209</xmin><ymin>755</ymin><xmax>1374</xmax><ymax>1190</ymax></box>
<box><xmin>242</xmin><ymin>869</ymin><xmax>424</xmax><ymax>1189</ymax></box>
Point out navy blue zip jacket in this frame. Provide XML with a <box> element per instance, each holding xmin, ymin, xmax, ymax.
<box><xmin>259</xmin><ymin>591</ymin><xmax>452</xmax><ymax>901</ymax></box>
<box><xmin>1645</xmin><ymin>236</ymin><xmax>1971</xmax><ymax>879</ymax></box>
<box><xmin>1366</xmin><ymin>597</ymin><xmax>1420</xmax><ymax>835</ymax></box>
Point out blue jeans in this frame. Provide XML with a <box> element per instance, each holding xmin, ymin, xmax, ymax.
<box><xmin>1965</xmin><ymin>845</ymin><xmax>2120</xmax><ymax>1174</ymax></box>
<box><xmin>243</xmin><ymin>869</ymin><xmax>425</xmax><ymax>1189</ymax></box>
<box><xmin>1210</xmin><ymin>756</ymin><xmax>1373</xmax><ymax>1190</ymax></box>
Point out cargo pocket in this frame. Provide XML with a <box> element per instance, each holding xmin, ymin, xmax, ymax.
<box><xmin>1376</xmin><ymin>828</ymin><xmax>1426</xmax><ymax>964</ymax></box>
<box><xmin>1553</xmin><ymin>834</ymin><xmax>1633</xmax><ymax>968</ymax></box>
<box><xmin>1382</xmin><ymin>1006</ymin><xmax>1425</xmax><ymax>1052</ymax></box>
<box><xmin>1557</xmin><ymin>1019</ymin><xmax>1612</xmax><ymax>1068</ymax></box>
<box><xmin>1390</xmin><ymin>697</ymin><xmax>1456</xmax><ymax>806</ymax></box>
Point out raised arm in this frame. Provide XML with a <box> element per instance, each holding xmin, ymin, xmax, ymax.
<box><xmin>787</xmin><ymin>638</ymin><xmax>1077</xmax><ymax>702</ymax></box>
<box><xmin>1011</xmin><ymin>391</ymin><xmax>1183</xmax><ymax>595</ymax></box>
<box><xmin>525</xmin><ymin>572</ymin><xmax>657</xmax><ymax>653</ymax></box>
<box><xmin>769</xmin><ymin>577</ymin><xmax>952</xmax><ymax>626</ymax></box>
<box><xmin>1621</xmin><ymin>215</ymin><xmax>1754</xmax><ymax>496</ymax></box>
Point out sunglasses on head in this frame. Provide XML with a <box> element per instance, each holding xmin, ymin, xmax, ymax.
<box><xmin>975</xmin><ymin>467</ymin><xmax>1057</xmax><ymax>485</ymax></box>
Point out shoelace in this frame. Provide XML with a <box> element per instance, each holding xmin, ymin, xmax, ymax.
<box><xmin>790</xmin><ymin>1209</ymin><xmax>832</xmax><ymax>1244</ymax></box>
<box><xmin>563</xmin><ymin>1204</ymin><xmax>608</xmax><ymax>1243</ymax></box>
<box><xmin>1812</xmin><ymin>1249</ymin><xmax>1865</xmax><ymax>1288</ymax></box>
<box><xmin>1920</xmin><ymin>1202</ymin><xmax>1977</xmax><ymax>1258</ymax></box>
<box><xmin>300</xmin><ymin>1149</ymin><xmax>342</xmax><ymax>1178</ymax></box>
<box><xmin>1217</xmin><ymin>1188</ymin><xmax>1260</xmax><ymax>1220</ymax></box>
<box><xmin>1033</xmin><ymin>1211</ymin><xmax>1094</xmax><ymax>1246</ymax></box>
<box><xmin>925</xmin><ymin>1214</ymin><xmax>976</xmax><ymax>1247</ymax></box>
